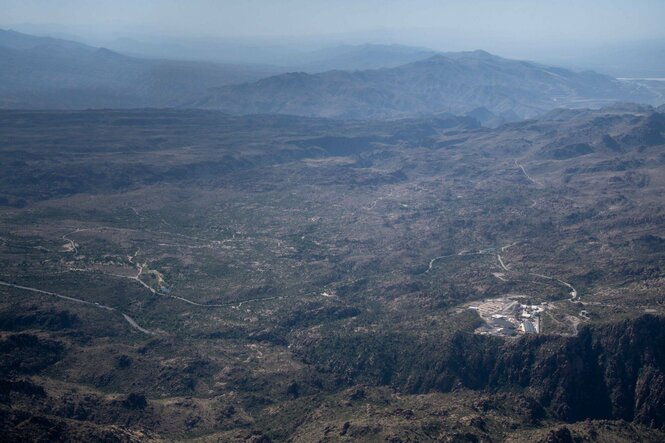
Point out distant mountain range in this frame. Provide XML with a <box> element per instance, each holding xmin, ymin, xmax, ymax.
<box><xmin>0</xmin><ymin>29</ymin><xmax>274</xmax><ymax>109</ymax></box>
<box><xmin>195</xmin><ymin>50</ymin><xmax>662</xmax><ymax>122</ymax></box>
<box><xmin>1</xmin><ymin>29</ymin><xmax>663</xmax><ymax>122</ymax></box>
<box><xmin>102</xmin><ymin>38</ymin><xmax>438</xmax><ymax>73</ymax></box>
<box><xmin>283</xmin><ymin>44</ymin><xmax>439</xmax><ymax>73</ymax></box>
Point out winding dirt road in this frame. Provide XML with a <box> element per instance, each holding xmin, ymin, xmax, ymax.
<box><xmin>515</xmin><ymin>160</ymin><xmax>543</xmax><ymax>187</ymax></box>
<box><xmin>528</xmin><ymin>272</ymin><xmax>578</xmax><ymax>300</ymax></box>
<box><xmin>0</xmin><ymin>280</ymin><xmax>157</xmax><ymax>335</ymax></box>
<box><xmin>426</xmin><ymin>250</ymin><xmax>488</xmax><ymax>274</ymax></box>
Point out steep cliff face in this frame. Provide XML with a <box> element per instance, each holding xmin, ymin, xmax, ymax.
<box><xmin>489</xmin><ymin>315</ymin><xmax>665</xmax><ymax>425</ymax></box>
<box><xmin>299</xmin><ymin>315</ymin><xmax>665</xmax><ymax>428</ymax></box>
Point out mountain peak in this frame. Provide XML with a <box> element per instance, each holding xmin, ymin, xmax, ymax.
<box><xmin>465</xmin><ymin>49</ymin><xmax>494</xmax><ymax>58</ymax></box>
<box><xmin>420</xmin><ymin>50</ymin><xmax>503</xmax><ymax>65</ymax></box>
<box><xmin>441</xmin><ymin>49</ymin><xmax>504</xmax><ymax>61</ymax></box>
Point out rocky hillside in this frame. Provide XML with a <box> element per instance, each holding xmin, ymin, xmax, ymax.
<box><xmin>297</xmin><ymin>315</ymin><xmax>665</xmax><ymax>428</ymax></box>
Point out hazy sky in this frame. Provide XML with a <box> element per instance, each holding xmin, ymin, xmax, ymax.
<box><xmin>2</xmin><ymin>0</ymin><xmax>665</xmax><ymax>72</ymax></box>
<box><xmin>3</xmin><ymin>0</ymin><xmax>665</xmax><ymax>42</ymax></box>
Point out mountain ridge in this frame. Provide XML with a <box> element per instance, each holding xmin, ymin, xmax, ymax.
<box><xmin>0</xmin><ymin>29</ymin><xmax>276</xmax><ymax>109</ymax></box>
<box><xmin>195</xmin><ymin>51</ymin><xmax>660</xmax><ymax>121</ymax></box>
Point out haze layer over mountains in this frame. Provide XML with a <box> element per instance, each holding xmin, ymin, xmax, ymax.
<box><xmin>0</xmin><ymin>29</ymin><xmax>275</xmax><ymax>109</ymax></box>
<box><xmin>1</xmin><ymin>29</ymin><xmax>663</xmax><ymax>123</ymax></box>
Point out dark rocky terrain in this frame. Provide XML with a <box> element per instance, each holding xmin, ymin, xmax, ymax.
<box><xmin>0</xmin><ymin>104</ymin><xmax>664</xmax><ymax>441</ymax></box>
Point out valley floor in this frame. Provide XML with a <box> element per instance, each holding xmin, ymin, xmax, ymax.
<box><xmin>1</xmin><ymin>108</ymin><xmax>665</xmax><ymax>441</ymax></box>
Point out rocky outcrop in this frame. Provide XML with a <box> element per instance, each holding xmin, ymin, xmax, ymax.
<box><xmin>0</xmin><ymin>334</ymin><xmax>65</xmax><ymax>375</ymax></box>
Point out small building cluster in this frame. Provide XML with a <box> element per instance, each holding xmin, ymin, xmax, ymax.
<box><xmin>469</xmin><ymin>297</ymin><xmax>544</xmax><ymax>337</ymax></box>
